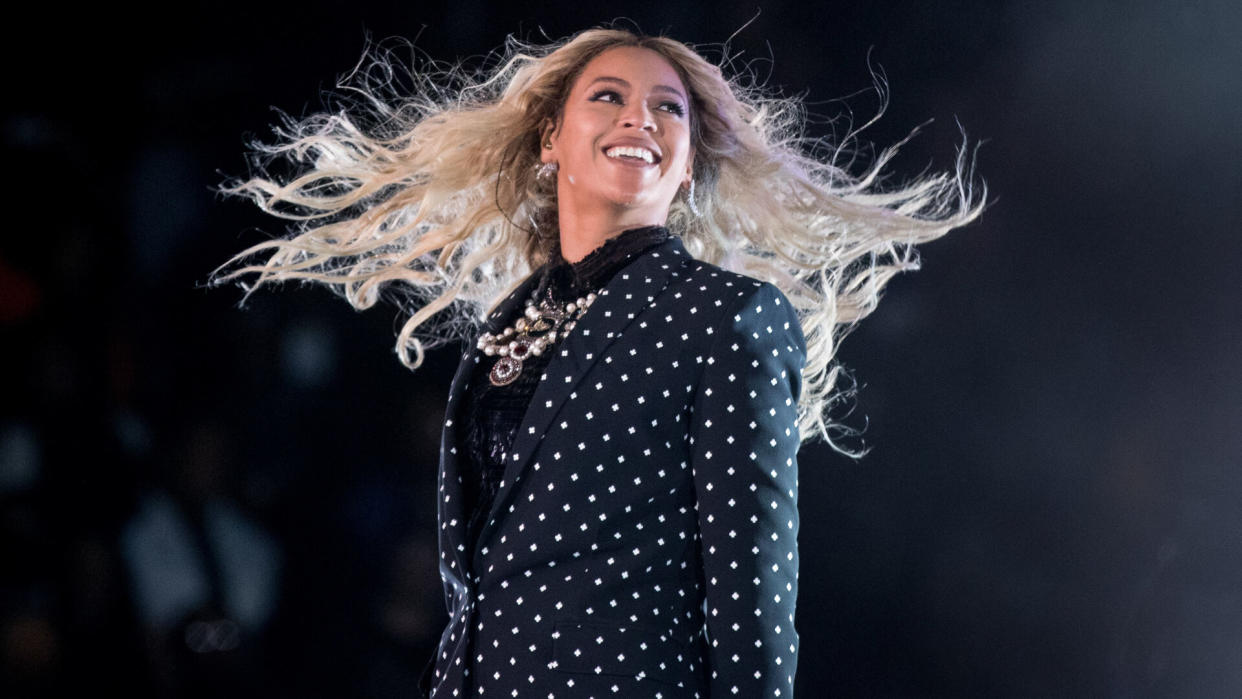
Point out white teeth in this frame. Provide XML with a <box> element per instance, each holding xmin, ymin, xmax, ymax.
<box><xmin>605</xmin><ymin>146</ymin><xmax>655</xmax><ymax>164</ymax></box>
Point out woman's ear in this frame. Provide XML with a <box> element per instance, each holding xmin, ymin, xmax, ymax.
<box><xmin>683</xmin><ymin>146</ymin><xmax>696</xmax><ymax>187</ymax></box>
<box><xmin>540</xmin><ymin>121</ymin><xmax>558</xmax><ymax>164</ymax></box>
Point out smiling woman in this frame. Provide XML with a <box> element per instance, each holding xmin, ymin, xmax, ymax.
<box><xmin>212</xmin><ymin>27</ymin><xmax>982</xmax><ymax>698</ymax></box>
<box><xmin>542</xmin><ymin>46</ymin><xmax>695</xmax><ymax>259</ymax></box>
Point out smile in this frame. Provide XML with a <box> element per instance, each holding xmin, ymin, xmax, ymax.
<box><xmin>604</xmin><ymin>145</ymin><xmax>658</xmax><ymax>165</ymax></box>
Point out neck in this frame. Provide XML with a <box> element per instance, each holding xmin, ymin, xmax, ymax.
<box><xmin>556</xmin><ymin>200</ymin><xmax>667</xmax><ymax>263</ymax></box>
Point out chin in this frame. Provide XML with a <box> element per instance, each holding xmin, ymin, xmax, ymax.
<box><xmin>602</xmin><ymin>189</ymin><xmax>647</xmax><ymax>208</ymax></box>
<box><xmin>604</xmin><ymin>184</ymin><xmax>670</xmax><ymax>210</ymax></box>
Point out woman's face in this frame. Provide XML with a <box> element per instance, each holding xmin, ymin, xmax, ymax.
<box><xmin>543</xmin><ymin>46</ymin><xmax>694</xmax><ymax>223</ymax></box>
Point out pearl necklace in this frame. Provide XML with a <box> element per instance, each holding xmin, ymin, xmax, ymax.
<box><xmin>479</xmin><ymin>289</ymin><xmax>598</xmax><ymax>386</ymax></box>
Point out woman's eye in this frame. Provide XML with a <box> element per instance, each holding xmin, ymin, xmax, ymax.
<box><xmin>658</xmin><ymin>101</ymin><xmax>686</xmax><ymax>117</ymax></box>
<box><xmin>589</xmin><ymin>89</ymin><xmax>622</xmax><ymax>104</ymax></box>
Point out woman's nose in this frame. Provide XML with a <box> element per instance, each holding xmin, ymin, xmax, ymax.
<box><xmin>619</xmin><ymin>102</ymin><xmax>655</xmax><ymax>130</ymax></box>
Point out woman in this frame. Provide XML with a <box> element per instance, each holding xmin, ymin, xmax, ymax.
<box><xmin>214</xmin><ymin>28</ymin><xmax>981</xmax><ymax>698</ymax></box>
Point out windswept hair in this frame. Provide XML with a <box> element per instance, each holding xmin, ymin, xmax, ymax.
<box><xmin>212</xmin><ymin>27</ymin><xmax>984</xmax><ymax>452</ymax></box>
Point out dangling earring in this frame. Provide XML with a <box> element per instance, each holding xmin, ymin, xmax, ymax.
<box><xmin>685</xmin><ymin>178</ymin><xmax>702</xmax><ymax>218</ymax></box>
<box><xmin>535</xmin><ymin>138</ymin><xmax>558</xmax><ymax>183</ymax></box>
<box><xmin>536</xmin><ymin>160</ymin><xmax>558</xmax><ymax>183</ymax></box>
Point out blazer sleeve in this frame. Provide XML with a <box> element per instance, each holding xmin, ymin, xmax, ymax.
<box><xmin>690</xmin><ymin>281</ymin><xmax>806</xmax><ymax>697</ymax></box>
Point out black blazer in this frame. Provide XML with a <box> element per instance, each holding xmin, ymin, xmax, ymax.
<box><xmin>424</xmin><ymin>236</ymin><xmax>806</xmax><ymax>698</ymax></box>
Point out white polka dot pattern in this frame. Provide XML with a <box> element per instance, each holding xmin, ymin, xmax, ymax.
<box><xmin>689</xmin><ymin>280</ymin><xmax>802</xmax><ymax>697</ymax></box>
<box><xmin>426</xmin><ymin>236</ymin><xmax>805</xmax><ymax>698</ymax></box>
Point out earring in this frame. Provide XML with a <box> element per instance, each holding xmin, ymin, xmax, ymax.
<box><xmin>685</xmin><ymin>178</ymin><xmax>702</xmax><ymax>217</ymax></box>
<box><xmin>536</xmin><ymin>161</ymin><xmax>558</xmax><ymax>183</ymax></box>
<box><xmin>544</xmin><ymin>141</ymin><xmax>553</xmax><ymax>149</ymax></box>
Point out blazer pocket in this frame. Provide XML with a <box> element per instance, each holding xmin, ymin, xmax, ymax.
<box><xmin>552</xmin><ymin>619</ymin><xmax>698</xmax><ymax>688</ymax></box>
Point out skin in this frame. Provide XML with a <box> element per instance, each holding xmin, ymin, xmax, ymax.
<box><xmin>541</xmin><ymin>46</ymin><xmax>695</xmax><ymax>263</ymax></box>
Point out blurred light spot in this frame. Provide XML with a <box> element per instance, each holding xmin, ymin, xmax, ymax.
<box><xmin>280</xmin><ymin>316</ymin><xmax>336</xmax><ymax>388</ymax></box>
<box><xmin>0</xmin><ymin>421</ymin><xmax>41</xmax><ymax>493</ymax></box>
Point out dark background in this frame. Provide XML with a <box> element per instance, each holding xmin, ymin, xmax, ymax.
<box><xmin>3</xmin><ymin>1</ymin><xmax>1240</xmax><ymax>696</ymax></box>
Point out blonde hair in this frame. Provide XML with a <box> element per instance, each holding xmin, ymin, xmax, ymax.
<box><xmin>212</xmin><ymin>28</ymin><xmax>984</xmax><ymax>452</ymax></box>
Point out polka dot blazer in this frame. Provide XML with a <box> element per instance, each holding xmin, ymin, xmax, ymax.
<box><xmin>426</xmin><ymin>235</ymin><xmax>806</xmax><ymax>698</ymax></box>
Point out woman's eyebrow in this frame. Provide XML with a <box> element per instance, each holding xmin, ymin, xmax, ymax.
<box><xmin>586</xmin><ymin>76</ymin><xmax>687</xmax><ymax>101</ymax></box>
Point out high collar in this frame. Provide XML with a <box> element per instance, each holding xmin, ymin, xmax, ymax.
<box><xmin>538</xmin><ymin>226</ymin><xmax>671</xmax><ymax>299</ymax></box>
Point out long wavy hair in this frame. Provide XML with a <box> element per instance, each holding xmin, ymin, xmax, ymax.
<box><xmin>212</xmin><ymin>27</ymin><xmax>984</xmax><ymax>451</ymax></box>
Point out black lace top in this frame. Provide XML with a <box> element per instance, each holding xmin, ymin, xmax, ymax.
<box><xmin>460</xmin><ymin>226</ymin><xmax>671</xmax><ymax>556</ymax></box>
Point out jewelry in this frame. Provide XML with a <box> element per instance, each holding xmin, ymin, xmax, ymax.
<box><xmin>479</xmin><ymin>289</ymin><xmax>597</xmax><ymax>386</ymax></box>
<box><xmin>686</xmin><ymin>178</ymin><xmax>702</xmax><ymax>217</ymax></box>
<box><xmin>536</xmin><ymin>160</ymin><xmax>558</xmax><ymax>183</ymax></box>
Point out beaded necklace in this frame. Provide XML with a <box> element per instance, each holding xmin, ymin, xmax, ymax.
<box><xmin>478</xmin><ymin>287</ymin><xmax>597</xmax><ymax>386</ymax></box>
<box><xmin>477</xmin><ymin>225</ymin><xmax>669</xmax><ymax>386</ymax></box>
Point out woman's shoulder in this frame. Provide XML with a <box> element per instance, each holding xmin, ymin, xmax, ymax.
<box><xmin>670</xmin><ymin>255</ymin><xmax>795</xmax><ymax>312</ymax></box>
<box><xmin>626</xmin><ymin>236</ymin><xmax>800</xmax><ymax>329</ymax></box>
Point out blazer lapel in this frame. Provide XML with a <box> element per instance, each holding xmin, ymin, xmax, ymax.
<box><xmin>477</xmin><ymin>236</ymin><xmax>690</xmax><ymax>553</ymax></box>
<box><xmin>439</xmin><ymin>267</ymin><xmax>546</xmax><ymax>579</ymax></box>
